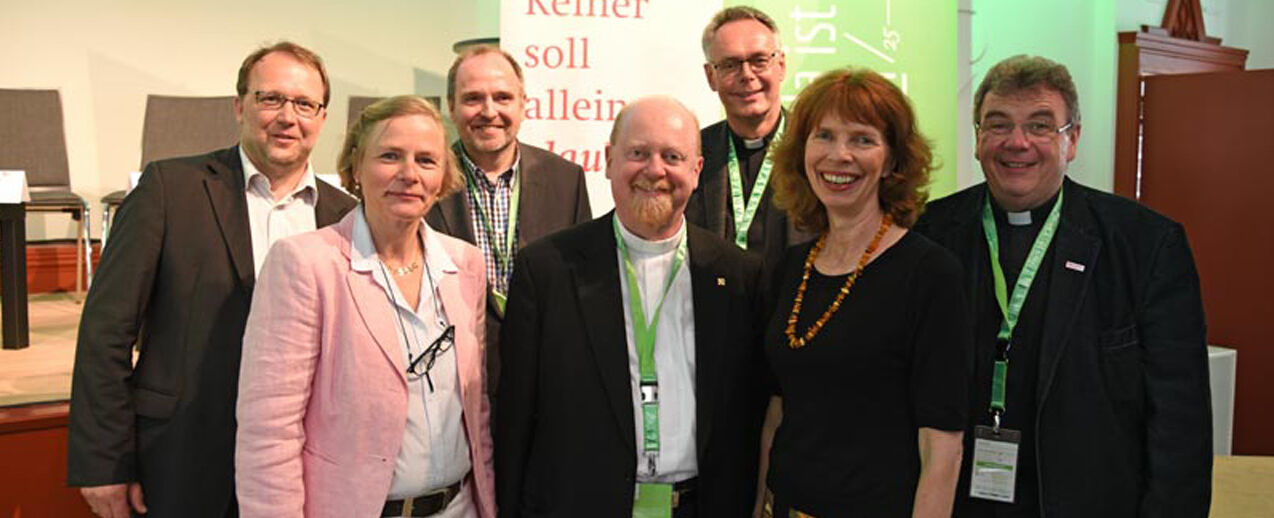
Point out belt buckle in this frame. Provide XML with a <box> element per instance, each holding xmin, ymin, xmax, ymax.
<box><xmin>401</xmin><ymin>497</ymin><xmax>414</xmax><ymax>518</ymax></box>
<box><xmin>671</xmin><ymin>487</ymin><xmax>680</xmax><ymax>509</ymax></box>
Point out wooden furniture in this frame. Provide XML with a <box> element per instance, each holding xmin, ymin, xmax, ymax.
<box><xmin>1114</xmin><ymin>0</ymin><xmax>1249</xmax><ymax>200</ymax></box>
<box><xmin>0</xmin><ymin>402</ymin><xmax>95</xmax><ymax>517</ymax></box>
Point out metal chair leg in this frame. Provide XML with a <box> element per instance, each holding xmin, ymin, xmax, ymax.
<box><xmin>75</xmin><ymin>213</ymin><xmax>84</xmax><ymax>299</ymax></box>
<box><xmin>83</xmin><ymin>202</ymin><xmax>93</xmax><ymax>290</ymax></box>
<box><xmin>101</xmin><ymin>202</ymin><xmax>112</xmax><ymax>249</ymax></box>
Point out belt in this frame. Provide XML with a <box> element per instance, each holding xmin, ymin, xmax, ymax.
<box><xmin>383</xmin><ymin>478</ymin><xmax>465</xmax><ymax>517</ymax></box>
<box><xmin>671</xmin><ymin>477</ymin><xmax>697</xmax><ymax>510</ymax></box>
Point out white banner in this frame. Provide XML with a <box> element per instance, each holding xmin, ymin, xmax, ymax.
<box><xmin>501</xmin><ymin>0</ymin><xmax>724</xmax><ymax>214</ymax></box>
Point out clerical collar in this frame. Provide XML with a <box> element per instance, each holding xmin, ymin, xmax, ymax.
<box><xmin>991</xmin><ymin>190</ymin><xmax>1060</xmax><ymax>227</ymax></box>
<box><xmin>616</xmin><ymin>216</ymin><xmax>686</xmax><ymax>255</ymax></box>
<box><xmin>729</xmin><ymin>116</ymin><xmax>782</xmax><ymax>152</ymax></box>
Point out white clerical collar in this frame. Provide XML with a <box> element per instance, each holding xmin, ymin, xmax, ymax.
<box><xmin>616</xmin><ymin>216</ymin><xmax>686</xmax><ymax>256</ymax></box>
<box><xmin>1006</xmin><ymin>211</ymin><xmax>1032</xmax><ymax>226</ymax></box>
<box><xmin>742</xmin><ymin>137</ymin><xmax>766</xmax><ymax>150</ymax></box>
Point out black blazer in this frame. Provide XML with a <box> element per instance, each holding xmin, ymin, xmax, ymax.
<box><xmin>686</xmin><ymin>118</ymin><xmax>815</xmax><ymax>268</ymax></box>
<box><xmin>913</xmin><ymin>178</ymin><xmax>1212</xmax><ymax>518</ymax></box>
<box><xmin>495</xmin><ymin>215</ymin><xmax>767</xmax><ymax>517</ymax></box>
<box><xmin>67</xmin><ymin>146</ymin><xmax>355</xmax><ymax>517</ymax></box>
<box><xmin>426</xmin><ymin>142</ymin><xmax>592</xmax><ymax>396</ymax></box>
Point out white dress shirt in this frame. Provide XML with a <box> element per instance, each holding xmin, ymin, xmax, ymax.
<box><xmin>614</xmin><ymin>216</ymin><xmax>698</xmax><ymax>483</ymax></box>
<box><xmin>239</xmin><ymin>147</ymin><xmax>318</xmax><ymax>275</ymax></box>
<box><xmin>349</xmin><ymin>208</ymin><xmax>472</xmax><ymax>499</ymax></box>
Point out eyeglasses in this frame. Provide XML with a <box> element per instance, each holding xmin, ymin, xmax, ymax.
<box><xmin>252</xmin><ymin>91</ymin><xmax>326</xmax><ymax>118</ymax></box>
<box><xmin>977</xmin><ymin>118</ymin><xmax>1074</xmax><ymax>140</ymax></box>
<box><xmin>709</xmin><ymin>50</ymin><xmax>780</xmax><ymax>76</ymax></box>
<box><xmin>406</xmin><ymin>324</ymin><xmax>455</xmax><ymax>391</ymax></box>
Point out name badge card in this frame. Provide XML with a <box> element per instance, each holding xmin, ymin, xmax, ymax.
<box><xmin>970</xmin><ymin>425</ymin><xmax>1020</xmax><ymax>503</ymax></box>
<box><xmin>633</xmin><ymin>482</ymin><xmax>672</xmax><ymax>518</ymax></box>
<box><xmin>0</xmin><ymin>170</ymin><xmax>31</xmax><ymax>203</ymax></box>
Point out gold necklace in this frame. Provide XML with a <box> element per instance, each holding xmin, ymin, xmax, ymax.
<box><xmin>389</xmin><ymin>261</ymin><xmax>420</xmax><ymax>276</ymax></box>
<box><xmin>785</xmin><ymin>214</ymin><xmax>892</xmax><ymax>349</ymax></box>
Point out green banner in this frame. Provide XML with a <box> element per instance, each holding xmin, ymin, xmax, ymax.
<box><xmin>741</xmin><ymin>0</ymin><xmax>958</xmax><ymax>197</ymax></box>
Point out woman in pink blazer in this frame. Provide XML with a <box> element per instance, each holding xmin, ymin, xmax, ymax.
<box><xmin>236</xmin><ymin>96</ymin><xmax>494</xmax><ymax>518</ymax></box>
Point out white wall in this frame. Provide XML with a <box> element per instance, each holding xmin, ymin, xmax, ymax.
<box><xmin>0</xmin><ymin>0</ymin><xmax>499</xmax><ymax>239</ymax></box>
<box><xmin>965</xmin><ymin>0</ymin><xmax>1118</xmax><ymax>192</ymax></box>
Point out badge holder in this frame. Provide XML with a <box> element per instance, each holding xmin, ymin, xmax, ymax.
<box><xmin>971</xmin><ymin>421</ymin><xmax>1020</xmax><ymax>503</ymax></box>
<box><xmin>633</xmin><ymin>381</ymin><xmax>672</xmax><ymax>518</ymax></box>
<box><xmin>633</xmin><ymin>482</ymin><xmax>673</xmax><ymax>518</ymax></box>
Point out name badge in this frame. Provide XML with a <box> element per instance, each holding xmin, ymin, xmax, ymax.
<box><xmin>970</xmin><ymin>425</ymin><xmax>1020</xmax><ymax>503</ymax></box>
<box><xmin>633</xmin><ymin>482</ymin><xmax>672</xmax><ymax>518</ymax></box>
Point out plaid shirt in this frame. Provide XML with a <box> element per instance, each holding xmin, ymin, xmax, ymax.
<box><xmin>458</xmin><ymin>146</ymin><xmax>520</xmax><ymax>296</ymax></box>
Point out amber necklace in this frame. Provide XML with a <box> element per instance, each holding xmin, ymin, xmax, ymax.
<box><xmin>785</xmin><ymin>214</ymin><xmax>893</xmax><ymax>349</ymax></box>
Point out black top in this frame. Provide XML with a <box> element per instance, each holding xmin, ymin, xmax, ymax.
<box><xmin>765</xmin><ymin>231</ymin><xmax>972</xmax><ymax>516</ymax></box>
<box><xmin>961</xmin><ymin>193</ymin><xmax>1059</xmax><ymax>517</ymax></box>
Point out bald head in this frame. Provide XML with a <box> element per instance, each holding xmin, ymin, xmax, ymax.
<box><xmin>605</xmin><ymin>96</ymin><xmax>705</xmax><ymax>240</ymax></box>
<box><xmin>609</xmin><ymin>96</ymin><xmax>702</xmax><ymax>152</ymax></box>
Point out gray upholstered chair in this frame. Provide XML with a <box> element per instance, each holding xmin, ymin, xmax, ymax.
<box><xmin>101</xmin><ymin>95</ymin><xmax>238</xmax><ymax>244</ymax></box>
<box><xmin>347</xmin><ymin>95</ymin><xmax>385</xmax><ymax>129</ymax></box>
<box><xmin>0</xmin><ymin>88</ymin><xmax>93</xmax><ymax>296</ymax></box>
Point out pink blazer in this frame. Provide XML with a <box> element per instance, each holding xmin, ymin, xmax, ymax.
<box><xmin>236</xmin><ymin>212</ymin><xmax>495</xmax><ymax>518</ymax></box>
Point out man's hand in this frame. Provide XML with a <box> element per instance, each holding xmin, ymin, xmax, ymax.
<box><xmin>81</xmin><ymin>482</ymin><xmax>147</xmax><ymax>517</ymax></box>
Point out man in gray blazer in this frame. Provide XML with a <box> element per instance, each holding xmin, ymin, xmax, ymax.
<box><xmin>427</xmin><ymin>45</ymin><xmax>592</xmax><ymax>399</ymax></box>
<box><xmin>68</xmin><ymin>42</ymin><xmax>356</xmax><ymax>518</ymax></box>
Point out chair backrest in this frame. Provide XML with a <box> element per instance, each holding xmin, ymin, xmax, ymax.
<box><xmin>140</xmin><ymin>95</ymin><xmax>239</xmax><ymax>168</ymax></box>
<box><xmin>347</xmin><ymin>96</ymin><xmax>386</xmax><ymax>129</ymax></box>
<box><xmin>0</xmin><ymin>89</ymin><xmax>71</xmax><ymax>188</ymax></box>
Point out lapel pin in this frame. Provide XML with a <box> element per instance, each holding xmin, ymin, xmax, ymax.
<box><xmin>1065</xmin><ymin>260</ymin><xmax>1086</xmax><ymax>272</ymax></box>
<box><xmin>716</xmin><ymin>277</ymin><xmax>726</xmax><ymax>286</ymax></box>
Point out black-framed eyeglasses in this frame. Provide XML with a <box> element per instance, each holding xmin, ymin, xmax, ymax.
<box><xmin>977</xmin><ymin>118</ymin><xmax>1074</xmax><ymax>140</ymax></box>
<box><xmin>252</xmin><ymin>90</ymin><xmax>326</xmax><ymax>118</ymax></box>
<box><xmin>710</xmin><ymin>50</ymin><xmax>780</xmax><ymax>76</ymax></box>
<box><xmin>406</xmin><ymin>325</ymin><xmax>455</xmax><ymax>391</ymax></box>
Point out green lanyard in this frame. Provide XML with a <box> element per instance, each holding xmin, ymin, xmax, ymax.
<box><xmin>612</xmin><ymin>215</ymin><xmax>687</xmax><ymax>473</ymax></box>
<box><xmin>980</xmin><ymin>190</ymin><xmax>1062</xmax><ymax>428</ymax></box>
<box><xmin>459</xmin><ymin>146</ymin><xmax>521</xmax><ymax>311</ymax></box>
<box><xmin>726</xmin><ymin>115</ymin><xmax>785</xmax><ymax>249</ymax></box>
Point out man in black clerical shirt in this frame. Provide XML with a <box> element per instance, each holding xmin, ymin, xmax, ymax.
<box><xmin>914</xmin><ymin>55</ymin><xmax>1212</xmax><ymax>518</ymax></box>
<box><xmin>687</xmin><ymin>6</ymin><xmax>813</xmax><ymax>266</ymax></box>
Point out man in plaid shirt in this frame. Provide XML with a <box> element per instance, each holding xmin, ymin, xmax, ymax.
<box><xmin>427</xmin><ymin>45</ymin><xmax>592</xmax><ymax>402</ymax></box>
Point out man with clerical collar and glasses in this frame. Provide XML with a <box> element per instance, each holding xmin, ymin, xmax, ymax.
<box><xmin>688</xmin><ymin>6</ymin><xmax>814</xmax><ymax>266</ymax></box>
<box><xmin>427</xmin><ymin>45</ymin><xmax>591</xmax><ymax>400</ymax></box>
<box><xmin>495</xmin><ymin>96</ymin><xmax>767</xmax><ymax>517</ymax></box>
<box><xmin>68</xmin><ymin>41</ymin><xmax>356</xmax><ymax>518</ymax></box>
<box><xmin>914</xmin><ymin>55</ymin><xmax>1213</xmax><ymax>518</ymax></box>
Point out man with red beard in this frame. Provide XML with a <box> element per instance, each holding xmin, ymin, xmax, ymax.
<box><xmin>688</xmin><ymin>6</ymin><xmax>813</xmax><ymax>266</ymax></box>
<box><xmin>427</xmin><ymin>45</ymin><xmax>591</xmax><ymax>401</ymax></box>
<box><xmin>495</xmin><ymin>96</ymin><xmax>767</xmax><ymax>517</ymax></box>
<box><xmin>914</xmin><ymin>55</ymin><xmax>1212</xmax><ymax>518</ymax></box>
